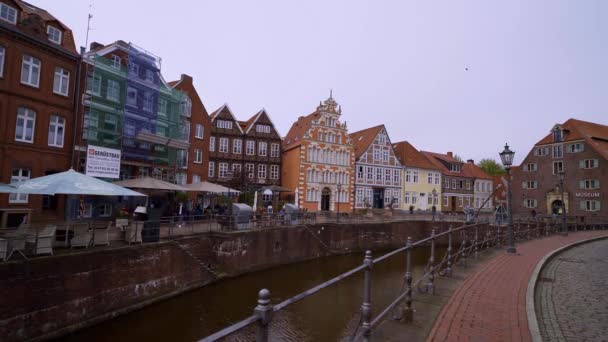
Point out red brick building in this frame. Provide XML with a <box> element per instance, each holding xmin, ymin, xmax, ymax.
<box><xmin>0</xmin><ymin>0</ymin><xmax>80</xmax><ymax>222</ymax></box>
<box><xmin>512</xmin><ymin>119</ymin><xmax>608</xmax><ymax>218</ymax></box>
<box><xmin>168</xmin><ymin>74</ymin><xmax>211</xmax><ymax>184</ymax></box>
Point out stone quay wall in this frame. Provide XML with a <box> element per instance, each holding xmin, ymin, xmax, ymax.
<box><xmin>0</xmin><ymin>220</ymin><xmax>442</xmax><ymax>341</ymax></box>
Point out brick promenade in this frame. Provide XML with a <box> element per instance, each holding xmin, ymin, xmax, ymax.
<box><xmin>427</xmin><ymin>231</ymin><xmax>608</xmax><ymax>342</ymax></box>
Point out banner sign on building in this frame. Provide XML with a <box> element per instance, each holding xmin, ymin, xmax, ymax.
<box><xmin>86</xmin><ymin>145</ymin><xmax>121</xmax><ymax>179</ymax></box>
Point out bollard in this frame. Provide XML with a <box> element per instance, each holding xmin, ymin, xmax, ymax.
<box><xmin>254</xmin><ymin>289</ymin><xmax>273</xmax><ymax>342</ymax></box>
<box><xmin>360</xmin><ymin>250</ymin><xmax>373</xmax><ymax>341</ymax></box>
<box><xmin>403</xmin><ymin>237</ymin><xmax>413</xmax><ymax>322</ymax></box>
<box><xmin>446</xmin><ymin>225</ymin><xmax>453</xmax><ymax>277</ymax></box>
<box><xmin>427</xmin><ymin>229</ymin><xmax>436</xmax><ymax>294</ymax></box>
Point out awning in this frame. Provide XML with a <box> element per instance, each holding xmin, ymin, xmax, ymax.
<box><xmin>113</xmin><ymin>177</ymin><xmax>190</xmax><ymax>191</ymax></box>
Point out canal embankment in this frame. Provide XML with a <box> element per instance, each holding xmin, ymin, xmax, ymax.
<box><xmin>0</xmin><ymin>220</ymin><xmax>442</xmax><ymax>341</ymax></box>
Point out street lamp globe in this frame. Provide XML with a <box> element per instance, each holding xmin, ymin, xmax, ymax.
<box><xmin>499</xmin><ymin>143</ymin><xmax>515</xmax><ymax>168</ymax></box>
<box><xmin>558</xmin><ymin>170</ymin><xmax>565</xmax><ymax>182</ymax></box>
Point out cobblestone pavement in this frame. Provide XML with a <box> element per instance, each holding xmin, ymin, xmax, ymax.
<box><xmin>427</xmin><ymin>231</ymin><xmax>608</xmax><ymax>342</ymax></box>
<box><xmin>535</xmin><ymin>238</ymin><xmax>608</xmax><ymax>342</ymax></box>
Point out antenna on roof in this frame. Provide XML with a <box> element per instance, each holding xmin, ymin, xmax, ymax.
<box><xmin>84</xmin><ymin>3</ymin><xmax>93</xmax><ymax>52</ymax></box>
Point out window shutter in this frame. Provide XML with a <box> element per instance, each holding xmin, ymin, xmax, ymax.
<box><xmin>522</xmin><ymin>182</ymin><xmax>527</xmax><ymax>189</ymax></box>
<box><xmin>580</xmin><ymin>144</ymin><xmax>585</xmax><ymax>152</ymax></box>
<box><xmin>580</xmin><ymin>200</ymin><xmax>586</xmax><ymax>210</ymax></box>
<box><xmin>579</xmin><ymin>160</ymin><xmax>585</xmax><ymax>169</ymax></box>
<box><xmin>594</xmin><ymin>159</ymin><xmax>599</xmax><ymax>168</ymax></box>
<box><xmin>595</xmin><ymin>180</ymin><xmax>600</xmax><ymax>188</ymax></box>
<box><xmin>579</xmin><ymin>180</ymin><xmax>585</xmax><ymax>189</ymax></box>
<box><xmin>596</xmin><ymin>201</ymin><xmax>601</xmax><ymax>211</ymax></box>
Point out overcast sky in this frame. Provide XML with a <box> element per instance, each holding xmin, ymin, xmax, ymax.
<box><xmin>32</xmin><ymin>0</ymin><xmax>607</xmax><ymax>164</ymax></box>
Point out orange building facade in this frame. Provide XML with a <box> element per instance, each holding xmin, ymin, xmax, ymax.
<box><xmin>282</xmin><ymin>94</ymin><xmax>354</xmax><ymax>212</ymax></box>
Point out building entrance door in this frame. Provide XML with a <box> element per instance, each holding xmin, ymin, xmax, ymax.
<box><xmin>419</xmin><ymin>193</ymin><xmax>427</xmax><ymax>210</ymax></box>
<box><xmin>373</xmin><ymin>188</ymin><xmax>385</xmax><ymax>209</ymax></box>
<box><xmin>321</xmin><ymin>188</ymin><xmax>331</xmax><ymax>211</ymax></box>
<box><xmin>551</xmin><ymin>200</ymin><xmax>564</xmax><ymax>215</ymax></box>
<box><xmin>451</xmin><ymin>196</ymin><xmax>457</xmax><ymax>212</ymax></box>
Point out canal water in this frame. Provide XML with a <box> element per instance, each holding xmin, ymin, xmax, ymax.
<box><xmin>58</xmin><ymin>246</ymin><xmax>441</xmax><ymax>342</ymax></box>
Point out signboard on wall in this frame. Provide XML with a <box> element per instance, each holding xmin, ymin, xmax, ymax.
<box><xmin>85</xmin><ymin>145</ymin><xmax>121</xmax><ymax>179</ymax></box>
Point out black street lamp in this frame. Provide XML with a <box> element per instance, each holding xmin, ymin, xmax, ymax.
<box><xmin>431</xmin><ymin>188</ymin><xmax>437</xmax><ymax>221</ymax></box>
<box><xmin>558</xmin><ymin>171</ymin><xmax>568</xmax><ymax>236</ymax></box>
<box><xmin>499</xmin><ymin>143</ymin><xmax>516</xmax><ymax>254</ymax></box>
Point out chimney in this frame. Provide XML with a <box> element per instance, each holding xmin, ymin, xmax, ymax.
<box><xmin>447</xmin><ymin>152</ymin><xmax>453</xmax><ymax>157</ymax></box>
<box><xmin>180</xmin><ymin>74</ymin><xmax>193</xmax><ymax>83</ymax></box>
<box><xmin>467</xmin><ymin>159</ymin><xmax>474</xmax><ymax>164</ymax></box>
<box><xmin>89</xmin><ymin>41</ymin><xmax>104</xmax><ymax>51</ymax></box>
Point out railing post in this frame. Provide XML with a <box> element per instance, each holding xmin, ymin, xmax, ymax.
<box><xmin>474</xmin><ymin>225</ymin><xmax>479</xmax><ymax>259</ymax></box>
<box><xmin>446</xmin><ymin>225</ymin><xmax>453</xmax><ymax>277</ymax></box>
<box><xmin>254</xmin><ymin>289</ymin><xmax>273</xmax><ymax>342</ymax></box>
<box><xmin>360</xmin><ymin>250</ymin><xmax>373</xmax><ymax>341</ymax></box>
<box><xmin>461</xmin><ymin>227</ymin><xmax>468</xmax><ymax>268</ymax></box>
<box><xmin>403</xmin><ymin>237</ymin><xmax>413</xmax><ymax>322</ymax></box>
<box><xmin>427</xmin><ymin>229</ymin><xmax>436</xmax><ymax>294</ymax></box>
<box><xmin>496</xmin><ymin>224</ymin><xmax>501</xmax><ymax>247</ymax></box>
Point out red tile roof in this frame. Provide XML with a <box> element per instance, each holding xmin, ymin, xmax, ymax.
<box><xmin>393</xmin><ymin>141</ymin><xmax>441</xmax><ymax>170</ymax></box>
<box><xmin>463</xmin><ymin>162</ymin><xmax>492</xmax><ymax>180</ymax></box>
<box><xmin>283</xmin><ymin>112</ymin><xmax>320</xmax><ymax>150</ymax></box>
<box><xmin>13</xmin><ymin>0</ymin><xmax>77</xmax><ymax>53</ymax></box>
<box><xmin>349</xmin><ymin>125</ymin><xmax>384</xmax><ymax>159</ymax></box>
<box><xmin>535</xmin><ymin>118</ymin><xmax>608</xmax><ymax>160</ymax></box>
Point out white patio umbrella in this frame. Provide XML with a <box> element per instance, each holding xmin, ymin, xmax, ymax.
<box><xmin>8</xmin><ymin>169</ymin><xmax>146</xmax><ymax>196</ymax></box>
<box><xmin>253</xmin><ymin>191</ymin><xmax>258</xmax><ymax>209</ymax></box>
<box><xmin>294</xmin><ymin>187</ymin><xmax>299</xmax><ymax>208</ymax></box>
<box><xmin>113</xmin><ymin>177</ymin><xmax>190</xmax><ymax>192</ymax></box>
<box><xmin>183</xmin><ymin>181</ymin><xmax>240</xmax><ymax>194</ymax></box>
<box><xmin>0</xmin><ymin>183</ymin><xmax>16</xmax><ymax>193</ymax></box>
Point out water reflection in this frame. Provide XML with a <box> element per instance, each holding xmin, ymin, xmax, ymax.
<box><xmin>58</xmin><ymin>246</ymin><xmax>441</xmax><ymax>342</ymax></box>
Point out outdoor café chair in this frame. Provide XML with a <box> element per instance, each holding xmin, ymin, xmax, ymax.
<box><xmin>70</xmin><ymin>223</ymin><xmax>92</xmax><ymax>248</ymax></box>
<box><xmin>93</xmin><ymin>222</ymin><xmax>111</xmax><ymax>246</ymax></box>
<box><xmin>27</xmin><ymin>225</ymin><xmax>56</xmax><ymax>255</ymax></box>
<box><xmin>0</xmin><ymin>238</ymin><xmax>7</xmax><ymax>261</ymax></box>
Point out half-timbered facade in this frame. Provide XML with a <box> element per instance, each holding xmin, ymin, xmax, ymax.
<box><xmin>423</xmin><ymin>151</ymin><xmax>475</xmax><ymax>212</ymax></box>
<box><xmin>350</xmin><ymin>125</ymin><xmax>402</xmax><ymax>209</ymax></box>
<box><xmin>208</xmin><ymin>105</ymin><xmax>281</xmax><ymax>190</ymax></box>
<box><xmin>282</xmin><ymin>93</ymin><xmax>354</xmax><ymax>212</ymax></box>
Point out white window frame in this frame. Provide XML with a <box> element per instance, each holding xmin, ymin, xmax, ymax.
<box><xmin>246</xmin><ymin>140</ymin><xmax>255</xmax><ymax>155</ymax></box>
<box><xmin>258</xmin><ymin>164</ymin><xmax>267</xmax><ymax>179</ymax></box>
<box><xmin>53</xmin><ymin>67</ymin><xmax>70</xmax><ymax>96</ymax></box>
<box><xmin>270</xmin><ymin>165</ymin><xmax>279</xmax><ymax>180</ymax></box>
<box><xmin>217</xmin><ymin>120</ymin><xmax>233</xmax><ymax>129</ymax></box>
<box><xmin>99</xmin><ymin>203</ymin><xmax>112</xmax><ymax>217</ymax></box>
<box><xmin>107</xmin><ymin>79</ymin><xmax>120</xmax><ymax>102</ymax></box>
<box><xmin>271</xmin><ymin>143</ymin><xmax>280</xmax><ymax>158</ymax></box>
<box><xmin>208</xmin><ymin>162</ymin><xmax>215</xmax><ymax>177</ymax></box>
<box><xmin>246</xmin><ymin>163</ymin><xmax>255</xmax><ymax>179</ymax></box>
<box><xmin>233</xmin><ymin>139</ymin><xmax>242</xmax><ymax>154</ymax></box>
<box><xmin>9</xmin><ymin>169</ymin><xmax>30</xmax><ymax>203</ymax></box>
<box><xmin>258</xmin><ymin>142</ymin><xmax>267</xmax><ymax>156</ymax></box>
<box><xmin>219</xmin><ymin>137</ymin><xmax>229</xmax><ymax>153</ymax></box>
<box><xmin>48</xmin><ymin>114</ymin><xmax>65</xmax><ymax>147</ymax></box>
<box><xmin>218</xmin><ymin>162</ymin><xmax>228</xmax><ymax>178</ymax></box>
<box><xmin>15</xmin><ymin>107</ymin><xmax>36</xmax><ymax>143</ymax></box>
<box><xmin>127</xmin><ymin>87</ymin><xmax>137</xmax><ymax>107</ymax></box>
<box><xmin>21</xmin><ymin>55</ymin><xmax>41</xmax><ymax>87</ymax></box>
<box><xmin>192</xmin><ymin>174</ymin><xmax>201</xmax><ymax>184</ymax></box>
<box><xmin>110</xmin><ymin>55</ymin><xmax>121</xmax><ymax>69</ymax></box>
<box><xmin>194</xmin><ymin>149</ymin><xmax>203</xmax><ymax>164</ymax></box>
<box><xmin>209</xmin><ymin>136</ymin><xmax>215</xmax><ymax>152</ymax></box>
<box><xmin>256</xmin><ymin>124</ymin><xmax>271</xmax><ymax>133</ymax></box>
<box><xmin>195</xmin><ymin>124</ymin><xmax>204</xmax><ymax>139</ymax></box>
<box><xmin>143</xmin><ymin>92</ymin><xmax>154</xmax><ymax>112</ymax></box>
<box><xmin>0</xmin><ymin>3</ymin><xmax>17</xmax><ymax>24</ymax></box>
<box><xmin>47</xmin><ymin>25</ymin><xmax>62</xmax><ymax>44</ymax></box>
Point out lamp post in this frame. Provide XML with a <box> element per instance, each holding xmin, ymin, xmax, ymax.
<box><xmin>336</xmin><ymin>182</ymin><xmax>342</xmax><ymax>223</ymax></box>
<box><xmin>558</xmin><ymin>171</ymin><xmax>567</xmax><ymax>236</ymax></box>
<box><xmin>499</xmin><ymin>143</ymin><xmax>516</xmax><ymax>254</ymax></box>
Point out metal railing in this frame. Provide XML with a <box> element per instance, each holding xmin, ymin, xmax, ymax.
<box><xmin>199</xmin><ymin>216</ymin><xmax>608</xmax><ymax>341</ymax></box>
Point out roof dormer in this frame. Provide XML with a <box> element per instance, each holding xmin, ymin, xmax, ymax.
<box><xmin>552</xmin><ymin>124</ymin><xmax>563</xmax><ymax>142</ymax></box>
<box><xmin>46</xmin><ymin>24</ymin><xmax>62</xmax><ymax>45</ymax></box>
<box><xmin>0</xmin><ymin>2</ymin><xmax>18</xmax><ymax>25</ymax></box>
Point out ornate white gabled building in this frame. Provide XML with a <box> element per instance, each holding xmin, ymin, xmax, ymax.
<box><xmin>282</xmin><ymin>93</ymin><xmax>355</xmax><ymax>212</ymax></box>
<box><xmin>350</xmin><ymin>125</ymin><xmax>402</xmax><ymax>209</ymax></box>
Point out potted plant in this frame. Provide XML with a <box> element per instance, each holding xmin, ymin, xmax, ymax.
<box><xmin>115</xmin><ymin>207</ymin><xmax>130</xmax><ymax>229</ymax></box>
